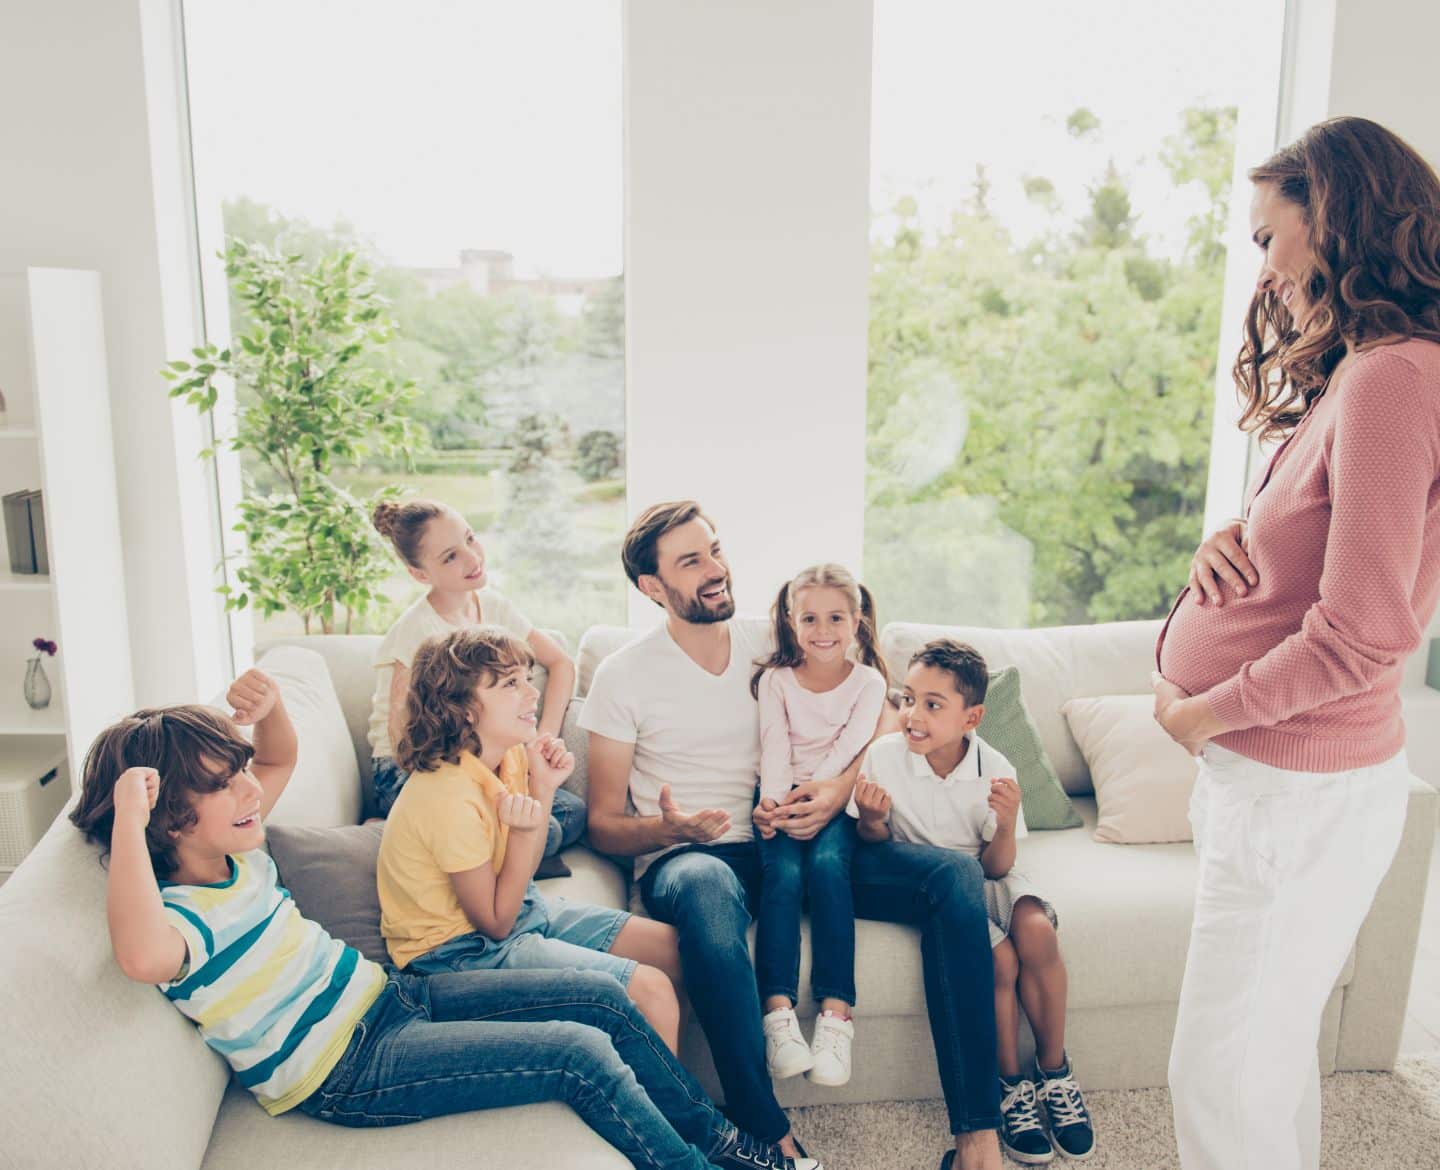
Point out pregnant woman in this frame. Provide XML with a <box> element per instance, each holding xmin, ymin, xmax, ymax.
<box><xmin>1152</xmin><ymin>116</ymin><xmax>1440</xmax><ymax>1170</ymax></box>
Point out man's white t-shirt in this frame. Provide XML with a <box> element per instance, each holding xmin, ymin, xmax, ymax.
<box><xmin>580</xmin><ymin>617</ymin><xmax>775</xmax><ymax>879</ymax></box>
<box><xmin>366</xmin><ymin>586</ymin><xmax>533</xmax><ymax>759</ymax></box>
<box><xmin>848</xmin><ymin>730</ymin><xmax>1027</xmax><ymax>857</ymax></box>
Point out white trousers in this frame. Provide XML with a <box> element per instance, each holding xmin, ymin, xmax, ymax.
<box><xmin>1169</xmin><ymin>743</ymin><xmax>1412</xmax><ymax>1170</ymax></box>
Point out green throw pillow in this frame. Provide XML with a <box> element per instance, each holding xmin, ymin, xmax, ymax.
<box><xmin>980</xmin><ymin>665</ymin><xmax>1082</xmax><ymax>830</ymax></box>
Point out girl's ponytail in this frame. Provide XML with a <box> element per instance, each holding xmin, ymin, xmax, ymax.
<box><xmin>854</xmin><ymin>583</ymin><xmax>890</xmax><ymax>688</ymax></box>
<box><xmin>751</xmin><ymin>581</ymin><xmax>807</xmax><ymax>697</ymax></box>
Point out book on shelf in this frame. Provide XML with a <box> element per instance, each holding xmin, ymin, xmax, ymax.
<box><xmin>3</xmin><ymin>489</ymin><xmax>46</xmax><ymax>575</ymax></box>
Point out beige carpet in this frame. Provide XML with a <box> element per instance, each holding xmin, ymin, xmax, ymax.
<box><xmin>788</xmin><ymin>1056</ymin><xmax>1440</xmax><ymax>1169</ymax></box>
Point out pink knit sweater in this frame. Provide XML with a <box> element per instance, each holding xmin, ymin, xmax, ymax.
<box><xmin>1157</xmin><ymin>338</ymin><xmax>1440</xmax><ymax>772</ymax></box>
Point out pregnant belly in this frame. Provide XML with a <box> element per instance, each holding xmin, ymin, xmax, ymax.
<box><xmin>1157</xmin><ymin>584</ymin><xmax>1300</xmax><ymax>699</ymax></box>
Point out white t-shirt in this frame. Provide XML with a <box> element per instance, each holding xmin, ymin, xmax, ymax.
<box><xmin>848</xmin><ymin>730</ymin><xmax>1027</xmax><ymax>857</ymax></box>
<box><xmin>366</xmin><ymin>585</ymin><xmax>533</xmax><ymax>759</ymax></box>
<box><xmin>579</xmin><ymin>617</ymin><xmax>775</xmax><ymax>879</ymax></box>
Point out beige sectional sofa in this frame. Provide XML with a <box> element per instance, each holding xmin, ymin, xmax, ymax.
<box><xmin>1</xmin><ymin>618</ymin><xmax>1435</xmax><ymax>1170</ymax></box>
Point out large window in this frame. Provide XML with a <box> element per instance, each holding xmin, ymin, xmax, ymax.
<box><xmin>182</xmin><ymin>0</ymin><xmax>624</xmax><ymax>649</ymax></box>
<box><xmin>866</xmin><ymin>0</ymin><xmax>1286</xmax><ymax>627</ymax></box>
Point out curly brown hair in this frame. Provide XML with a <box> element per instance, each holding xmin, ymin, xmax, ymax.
<box><xmin>1236</xmin><ymin>117</ymin><xmax>1440</xmax><ymax>443</ymax></box>
<box><xmin>396</xmin><ymin>627</ymin><xmax>535</xmax><ymax>773</ymax></box>
<box><xmin>70</xmin><ymin>706</ymin><xmax>254</xmax><ymax>877</ymax></box>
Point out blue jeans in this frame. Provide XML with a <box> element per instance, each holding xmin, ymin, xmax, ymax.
<box><xmin>851</xmin><ymin>838</ymin><xmax>1001</xmax><ymax>1134</ymax></box>
<box><xmin>408</xmin><ymin>891</ymin><xmax>636</xmax><ymax>987</ymax></box>
<box><xmin>372</xmin><ymin>757</ymin><xmax>586</xmax><ymax>858</ymax></box>
<box><xmin>639</xmin><ymin>841</ymin><xmax>789</xmax><ymax>1142</ymax></box>
<box><xmin>755</xmin><ymin>814</ymin><xmax>857</xmax><ymax>1005</ymax></box>
<box><xmin>298</xmin><ymin>967</ymin><xmax>735</xmax><ymax>1170</ymax></box>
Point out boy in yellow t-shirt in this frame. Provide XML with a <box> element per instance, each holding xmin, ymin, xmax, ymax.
<box><xmin>377</xmin><ymin>627</ymin><xmax>685</xmax><ymax>1052</ymax></box>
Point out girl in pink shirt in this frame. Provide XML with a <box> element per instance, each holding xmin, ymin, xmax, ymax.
<box><xmin>1153</xmin><ymin>117</ymin><xmax>1440</xmax><ymax>1170</ymax></box>
<box><xmin>749</xmin><ymin>564</ymin><xmax>889</xmax><ymax>1088</ymax></box>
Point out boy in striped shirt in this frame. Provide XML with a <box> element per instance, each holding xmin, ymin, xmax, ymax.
<box><xmin>69</xmin><ymin>670</ymin><xmax>822</xmax><ymax>1170</ymax></box>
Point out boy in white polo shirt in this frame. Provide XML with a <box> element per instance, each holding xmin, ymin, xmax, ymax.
<box><xmin>849</xmin><ymin>639</ymin><xmax>1095</xmax><ymax>1167</ymax></box>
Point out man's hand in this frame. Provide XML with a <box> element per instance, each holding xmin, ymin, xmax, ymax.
<box><xmin>498</xmin><ymin>793</ymin><xmax>547</xmax><ymax>833</ymax></box>
<box><xmin>852</xmin><ymin>777</ymin><xmax>891</xmax><ymax>826</ymax></box>
<box><xmin>752</xmin><ymin>797</ymin><xmax>780</xmax><ymax>840</ymax></box>
<box><xmin>772</xmin><ymin>776</ymin><xmax>849</xmax><ymax>841</ymax></box>
<box><xmin>526</xmin><ymin>734</ymin><xmax>575</xmax><ymax>797</ymax></box>
<box><xmin>113</xmin><ymin>767</ymin><xmax>160</xmax><ymax>828</ymax></box>
<box><xmin>227</xmin><ymin>669</ymin><xmax>280</xmax><ymax>727</ymax></box>
<box><xmin>987</xmin><ymin>776</ymin><xmax>1022</xmax><ymax>832</ymax></box>
<box><xmin>658</xmin><ymin>783</ymin><xmax>731</xmax><ymax>845</ymax></box>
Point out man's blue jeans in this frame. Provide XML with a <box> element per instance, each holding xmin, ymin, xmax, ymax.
<box><xmin>851</xmin><ymin>838</ymin><xmax>1002</xmax><ymax>1135</ymax></box>
<box><xmin>639</xmin><ymin>840</ymin><xmax>790</xmax><ymax>1142</ymax></box>
<box><xmin>755</xmin><ymin>814</ymin><xmax>857</xmax><ymax>1005</ymax></box>
<box><xmin>298</xmin><ymin>967</ymin><xmax>735</xmax><ymax>1170</ymax></box>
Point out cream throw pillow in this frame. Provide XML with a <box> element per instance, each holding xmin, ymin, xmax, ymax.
<box><xmin>1062</xmin><ymin>694</ymin><xmax>1199</xmax><ymax>844</ymax></box>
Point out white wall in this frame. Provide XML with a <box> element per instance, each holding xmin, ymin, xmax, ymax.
<box><xmin>0</xmin><ymin>0</ymin><xmax>230</xmax><ymax>705</ymax></box>
<box><xmin>624</xmin><ymin>0</ymin><xmax>874</xmax><ymax>622</ymax></box>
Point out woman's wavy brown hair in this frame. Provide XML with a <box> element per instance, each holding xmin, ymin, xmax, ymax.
<box><xmin>1236</xmin><ymin>117</ymin><xmax>1440</xmax><ymax>443</ymax></box>
<box><xmin>397</xmin><ymin>627</ymin><xmax>535</xmax><ymax>773</ymax></box>
<box><xmin>70</xmin><ymin>705</ymin><xmax>254</xmax><ymax>877</ymax></box>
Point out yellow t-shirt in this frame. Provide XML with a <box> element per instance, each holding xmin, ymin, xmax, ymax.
<box><xmin>376</xmin><ymin>744</ymin><xmax>530</xmax><ymax>969</ymax></box>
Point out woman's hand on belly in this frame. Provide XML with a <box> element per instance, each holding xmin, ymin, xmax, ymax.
<box><xmin>1152</xmin><ymin>673</ymin><xmax>1229</xmax><ymax>756</ymax></box>
<box><xmin>1188</xmin><ymin>520</ymin><xmax>1258</xmax><ymax>607</ymax></box>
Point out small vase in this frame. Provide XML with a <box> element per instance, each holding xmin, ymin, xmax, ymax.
<box><xmin>23</xmin><ymin>656</ymin><xmax>51</xmax><ymax>709</ymax></box>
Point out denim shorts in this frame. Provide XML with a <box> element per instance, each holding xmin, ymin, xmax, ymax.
<box><xmin>407</xmin><ymin>891</ymin><xmax>636</xmax><ymax>986</ymax></box>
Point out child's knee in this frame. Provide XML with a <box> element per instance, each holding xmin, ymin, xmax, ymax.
<box><xmin>628</xmin><ymin>963</ymin><xmax>680</xmax><ymax>1020</ymax></box>
<box><xmin>1010</xmin><ymin>901</ymin><xmax>1060</xmax><ymax>963</ymax></box>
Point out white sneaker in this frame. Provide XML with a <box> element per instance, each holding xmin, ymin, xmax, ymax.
<box><xmin>805</xmin><ymin>1011</ymin><xmax>854</xmax><ymax>1086</ymax></box>
<box><xmin>762</xmin><ymin>1007</ymin><xmax>813</xmax><ymax>1079</ymax></box>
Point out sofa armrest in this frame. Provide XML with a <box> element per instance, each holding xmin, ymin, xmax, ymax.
<box><xmin>1334</xmin><ymin>773</ymin><xmax>1439</xmax><ymax>1070</ymax></box>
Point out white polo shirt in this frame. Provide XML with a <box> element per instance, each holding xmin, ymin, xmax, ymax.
<box><xmin>848</xmin><ymin>730</ymin><xmax>1026</xmax><ymax>858</ymax></box>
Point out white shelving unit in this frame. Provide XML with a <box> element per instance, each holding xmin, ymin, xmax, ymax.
<box><xmin>0</xmin><ymin>268</ymin><xmax>134</xmax><ymax>880</ymax></box>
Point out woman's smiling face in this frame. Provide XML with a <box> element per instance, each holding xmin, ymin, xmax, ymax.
<box><xmin>1250</xmin><ymin>180</ymin><xmax>1317</xmax><ymax>327</ymax></box>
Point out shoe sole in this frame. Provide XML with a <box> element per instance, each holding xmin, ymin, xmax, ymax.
<box><xmin>1001</xmin><ymin>1143</ymin><xmax>1055</xmax><ymax>1166</ymax></box>
<box><xmin>804</xmin><ymin>1066</ymin><xmax>851</xmax><ymax>1087</ymax></box>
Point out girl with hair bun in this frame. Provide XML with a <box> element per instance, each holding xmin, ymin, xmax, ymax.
<box><xmin>366</xmin><ymin>498</ymin><xmax>584</xmax><ymax>859</ymax></box>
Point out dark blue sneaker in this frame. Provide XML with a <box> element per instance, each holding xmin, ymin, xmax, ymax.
<box><xmin>1000</xmin><ymin>1075</ymin><xmax>1056</xmax><ymax>1164</ymax></box>
<box><xmin>710</xmin><ymin>1130</ymin><xmax>821</xmax><ymax>1170</ymax></box>
<box><xmin>1036</xmin><ymin>1057</ymin><xmax>1095</xmax><ymax>1160</ymax></box>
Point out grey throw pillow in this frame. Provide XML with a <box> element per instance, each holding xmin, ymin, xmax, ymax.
<box><xmin>266</xmin><ymin>823</ymin><xmax>390</xmax><ymax>965</ymax></box>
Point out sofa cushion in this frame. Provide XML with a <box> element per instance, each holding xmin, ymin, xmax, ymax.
<box><xmin>266</xmin><ymin>823</ymin><xmax>389</xmax><ymax>964</ymax></box>
<box><xmin>880</xmin><ymin>620</ymin><xmax>1164</xmax><ymax>795</ymax></box>
<box><xmin>1063</xmin><ymin>695</ymin><xmax>1199</xmax><ymax>844</ymax></box>
<box><xmin>0</xmin><ymin>812</ymin><xmax>229</xmax><ymax>1170</ymax></box>
<box><xmin>980</xmin><ymin>666</ymin><xmax>1081</xmax><ymax>830</ymax></box>
<box><xmin>201</xmin><ymin>1081</ymin><xmax>630</xmax><ymax>1169</ymax></box>
<box><xmin>252</xmin><ymin>644</ymin><xmax>362</xmax><ymax>827</ymax></box>
<box><xmin>265</xmin><ymin>816</ymin><xmax>629</xmax><ymax>971</ymax></box>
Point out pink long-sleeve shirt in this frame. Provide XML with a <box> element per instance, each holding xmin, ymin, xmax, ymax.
<box><xmin>757</xmin><ymin>663</ymin><xmax>889</xmax><ymax>802</ymax></box>
<box><xmin>1158</xmin><ymin>338</ymin><xmax>1440</xmax><ymax>772</ymax></box>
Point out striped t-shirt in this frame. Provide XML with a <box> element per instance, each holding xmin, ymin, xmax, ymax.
<box><xmin>159</xmin><ymin>850</ymin><xmax>385</xmax><ymax>1115</ymax></box>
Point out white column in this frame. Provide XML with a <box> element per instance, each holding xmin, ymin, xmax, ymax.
<box><xmin>0</xmin><ymin>0</ymin><xmax>231</xmax><ymax>705</ymax></box>
<box><xmin>623</xmin><ymin>0</ymin><xmax>874</xmax><ymax>623</ymax></box>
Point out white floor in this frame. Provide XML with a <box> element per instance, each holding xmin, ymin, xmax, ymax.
<box><xmin>1400</xmin><ymin>826</ymin><xmax>1440</xmax><ymax>1056</ymax></box>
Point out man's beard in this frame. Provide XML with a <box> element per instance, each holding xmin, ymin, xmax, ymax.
<box><xmin>663</xmin><ymin>575</ymin><xmax>736</xmax><ymax>624</ymax></box>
